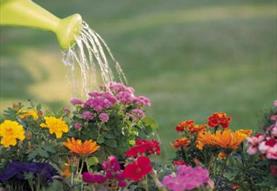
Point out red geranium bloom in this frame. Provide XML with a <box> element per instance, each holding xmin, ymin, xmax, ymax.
<box><xmin>176</xmin><ymin>120</ymin><xmax>194</xmax><ymax>132</ymax></box>
<box><xmin>125</xmin><ymin>139</ymin><xmax>160</xmax><ymax>157</ymax></box>
<box><xmin>208</xmin><ymin>112</ymin><xmax>231</xmax><ymax>128</ymax></box>
<box><xmin>123</xmin><ymin>156</ymin><xmax>152</xmax><ymax>181</ymax></box>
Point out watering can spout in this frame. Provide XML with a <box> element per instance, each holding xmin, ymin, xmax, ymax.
<box><xmin>0</xmin><ymin>0</ymin><xmax>82</xmax><ymax>49</ymax></box>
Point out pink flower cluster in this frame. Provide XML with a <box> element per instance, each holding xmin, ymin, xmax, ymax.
<box><xmin>70</xmin><ymin>83</ymin><xmax>151</xmax><ymax>126</ymax></box>
<box><xmin>82</xmin><ymin>156</ymin><xmax>127</xmax><ymax>187</ymax></box>
<box><xmin>247</xmin><ymin>100</ymin><xmax>277</xmax><ymax>160</ymax></box>
<box><xmin>109</xmin><ymin>82</ymin><xmax>151</xmax><ymax>107</ymax></box>
<box><xmin>162</xmin><ymin>165</ymin><xmax>210</xmax><ymax>191</ymax></box>
<box><xmin>85</xmin><ymin>92</ymin><xmax>117</xmax><ymax>112</ymax></box>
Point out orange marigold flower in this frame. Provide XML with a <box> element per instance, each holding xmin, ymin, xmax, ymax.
<box><xmin>64</xmin><ymin>138</ymin><xmax>100</xmax><ymax>156</ymax></box>
<box><xmin>208</xmin><ymin>112</ymin><xmax>231</xmax><ymax>128</ymax></box>
<box><xmin>196</xmin><ymin>130</ymin><xmax>213</xmax><ymax>150</ymax></box>
<box><xmin>188</xmin><ymin>124</ymin><xmax>207</xmax><ymax>133</ymax></box>
<box><xmin>196</xmin><ymin>129</ymin><xmax>252</xmax><ymax>150</ymax></box>
<box><xmin>176</xmin><ymin>120</ymin><xmax>194</xmax><ymax>132</ymax></box>
<box><xmin>172</xmin><ymin>137</ymin><xmax>190</xmax><ymax>149</ymax></box>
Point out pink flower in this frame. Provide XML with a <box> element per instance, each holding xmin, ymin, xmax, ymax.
<box><xmin>74</xmin><ymin>122</ymin><xmax>82</xmax><ymax>130</ymax></box>
<box><xmin>266</xmin><ymin>145</ymin><xmax>277</xmax><ymax>159</ymax></box>
<box><xmin>85</xmin><ymin>92</ymin><xmax>116</xmax><ymax>112</ymax></box>
<box><xmin>134</xmin><ymin>96</ymin><xmax>151</xmax><ymax>107</ymax></box>
<box><xmin>129</xmin><ymin>109</ymin><xmax>145</xmax><ymax>121</ymax></box>
<box><xmin>247</xmin><ymin>134</ymin><xmax>265</xmax><ymax>155</ymax></box>
<box><xmin>82</xmin><ymin>111</ymin><xmax>94</xmax><ymax>121</ymax></box>
<box><xmin>83</xmin><ymin>156</ymin><xmax>127</xmax><ymax>187</ymax></box>
<box><xmin>99</xmin><ymin>113</ymin><xmax>109</xmax><ymax>123</ymax></box>
<box><xmin>162</xmin><ymin>165</ymin><xmax>210</xmax><ymax>191</ymax></box>
<box><xmin>82</xmin><ymin>172</ymin><xmax>106</xmax><ymax>184</ymax></box>
<box><xmin>109</xmin><ymin>82</ymin><xmax>134</xmax><ymax>94</ymax></box>
<box><xmin>258</xmin><ymin>138</ymin><xmax>277</xmax><ymax>159</ymax></box>
<box><xmin>116</xmin><ymin>91</ymin><xmax>135</xmax><ymax>105</ymax></box>
<box><xmin>70</xmin><ymin>98</ymin><xmax>83</xmax><ymax>105</ymax></box>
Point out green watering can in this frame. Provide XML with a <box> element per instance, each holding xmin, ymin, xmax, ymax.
<box><xmin>0</xmin><ymin>0</ymin><xmax>82</xmax><ymax>49</ymax></box>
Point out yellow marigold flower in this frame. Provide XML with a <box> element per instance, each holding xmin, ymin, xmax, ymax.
<box><xmin>40</xmin><ymin>117</ymin><xmax>69</xmax><ymax>138</ymax></box>
<box><xmin>19</xmin><ymin>109</ymin><xmax>38</xmax><ymax>120</ymax></box>
<box><xmin>196</xmin><ymin>129</ymin><xmax>252</xmax><ymax>150</ymax></box>
<box><xmin>64</xmin><ymin>138</ymin><xmax>100</xmax><ymax>156</ymax></box>
<box><xmin>0</xmin><ymin>120</ymin><xmax>25</xmax><ymax>148</ymax></box>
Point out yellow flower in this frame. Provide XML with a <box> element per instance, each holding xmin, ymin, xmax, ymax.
<box><xmin>0</xmin><ymin>120</ymin><xmax>25</xmax><ymax>147</ymax></box>
<box><xmin>64</xmin><ymin>138</ymin><xmax>100</xmax><ymax>156</ymax></box>
<box><xmin>196</xmin><ymin>129</ymin><xmax>252</xmax><ymax>150</ymax></box>
<box><xmin>40</xmin><ymin>117</ymin><xmax>68</xmax><ymax>138</ymax></box>
<box><xmin>19</xmin><ymin>109</ymin><xmax>38</xmax><ymax>120</ymax></box>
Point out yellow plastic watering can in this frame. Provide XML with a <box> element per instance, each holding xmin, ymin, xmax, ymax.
<box><xmin>0</xmin><ymin>0</ymin><xmax>82</xmax><ymax>49</ymax></box>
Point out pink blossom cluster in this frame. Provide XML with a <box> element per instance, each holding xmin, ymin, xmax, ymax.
<box><xmin>85</xmin><ymin>92</ymin><xmax>117</xmax><ymax>112</ymax></box>
<box><xmin>162</xmin><ymin>165</ymin><xmax>210</xmax><ymax>191</ymax></box>
<box><xmin>82</xmin><ymin>156</ymin><xmax>127</xmax><ymax>187</ymax></box>
<box><xmin>70</xmin><ymin>83</ymin><xmax>151</xmax><ymax>127</ymax></box>
<box><xmin>109</xmin><ymin>82</ymin><xmax>151</xmax><ymax>107</ymax></box>
<box><xmin>247</xmin><ymin>100</ymin><xmax>277</xmax><ymax>160</ymax></box>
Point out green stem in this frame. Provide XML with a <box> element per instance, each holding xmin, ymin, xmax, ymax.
<box><xmin>151</xmin><ymin>171</ymin><xmax>168</xmax><ymax>191</ymax></box>
<box><xmin>142</xmin><ymin>176</ymin><xmax>149</xmax><ymax>191</ymax></box>
<box><xmin>78</xmin><ymin>158</ymin><xmax>85</xmax><ymax>178</ymax></box>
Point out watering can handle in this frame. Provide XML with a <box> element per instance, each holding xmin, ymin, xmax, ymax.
<box><xmin>0</xmin><ymin>0</ymin><xmax>82</xmax><ymax>49</ymax></box>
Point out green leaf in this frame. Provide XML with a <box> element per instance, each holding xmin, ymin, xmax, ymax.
<box><xmin>87</xmin><ymin>156</ymin><xmax>99</xmax><ymax>167</ymax></box>
<box><xmin>105</xmin><ymin>139</ymin><xmax>117</xmax><ymax>148</ymax></box>
<box><xmin>103</xmin><ymin>132</ymin><xmax>115</xmax><ymax>139</ymax></box>
<box><xmin>97</xmin><ymin>136</ymin><xmax>104</xmax><ymax>144</ymax></box>
<box><xmin>143</xmin><ymin>117</ymin><xmax>159</xmax><ymax>130</ymax></box>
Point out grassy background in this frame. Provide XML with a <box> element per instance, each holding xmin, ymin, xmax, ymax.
<box><xmin>0</xmin><ymin>0</ymin><xmax>276</xmax><ymax>159</ymax></box>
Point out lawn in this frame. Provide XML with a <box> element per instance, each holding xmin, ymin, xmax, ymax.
<box><xmin>0</xmin><ymin>0</ymin><xmax>276</xmax><ymax>159</ymax></box>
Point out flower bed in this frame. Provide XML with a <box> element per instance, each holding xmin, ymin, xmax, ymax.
<box><xmin>0</xmin><ymin>83</ymin><xmax>276</xmax><ymax>191</ymax></box>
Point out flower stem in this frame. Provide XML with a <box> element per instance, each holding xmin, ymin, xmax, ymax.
<box><xmin>151</xmin><ymin>171</ymin><xmax>168</xmax><ymax>191</ymax></box>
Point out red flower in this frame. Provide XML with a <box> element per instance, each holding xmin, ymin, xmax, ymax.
<box><xmin>123</xmin><ymin>156</ymin><xmax>152</xmax><ymax>181</ymax></box>
<box><xmin>176</xmin><ymin>120</ymin><xmax>194</xmax><ymax>132</ymax></box>
<box><xmin>208</xmin><ymin>112</ymin><xmax>231</xmax><ymax>128</ymax></box>
<box><xmin>125</xmin><ymin>139</ymin><xmax>160</xmax><ymax>157</ymax></box>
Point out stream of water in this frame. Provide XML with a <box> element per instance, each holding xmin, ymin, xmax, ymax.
<box><xmin>62</xmin><ymin>22</ymin><xmax>127</xmax><ymax>97</ymax></box>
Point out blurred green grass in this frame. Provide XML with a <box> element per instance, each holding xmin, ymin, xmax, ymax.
<box><xmin>0</xmin><ymin>0</ymin><xmax>276</xmax><ymax>159</ymax></box>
